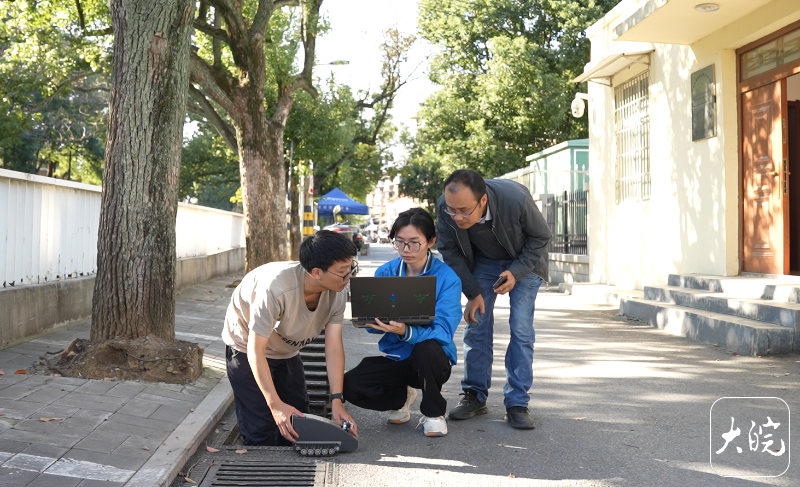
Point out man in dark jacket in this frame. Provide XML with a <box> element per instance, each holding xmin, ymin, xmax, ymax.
<box><xmin>436</xmin><ymin>169</ymin><xmax>550</xmax><ymax>429</ymax></box>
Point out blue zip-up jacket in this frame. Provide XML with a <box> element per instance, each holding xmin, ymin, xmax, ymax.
<box><xmin>366</xmin><ymin>253</ymin><xmax>462</xmax><ymax>365</ymax></box>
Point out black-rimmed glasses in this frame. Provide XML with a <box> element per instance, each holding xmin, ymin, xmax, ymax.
<box><xmin>392</xmin><ymin>240</ymin><xmax>423</xmax><ymax>252</ymax></box>
<box><xmin>441</xmin><ymin>201</ymin><xmax>481</xmax><ymax>219</ymax></box>
<box><xmin>327</xmin><ymin>261</ymin><xmax>359</xmax><ymax>281</ymax></box>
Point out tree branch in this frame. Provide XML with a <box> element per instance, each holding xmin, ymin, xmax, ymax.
<box><xmin>188</xmin><ymin>86</ymin><xmax>239</xmax><ymax>153</ymax></box>
<box><xmin>190</xmin><ymin>51</ymin><xmax>235</xmax><ymax>116</ymax></box>
<box><xmin>193</xmin><ymin>20</ymin><xmax>231</xmax><ymax>46</ymax></box>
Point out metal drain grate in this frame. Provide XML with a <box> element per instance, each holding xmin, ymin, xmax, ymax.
<box><xmin>197</xmin><ymin>460</ymin><xmax>325</xmax><ymax>486</ymax></box>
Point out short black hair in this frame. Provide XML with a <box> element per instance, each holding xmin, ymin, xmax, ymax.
<box><xmin>299</xmin><ymin>230</ymin><xmax>357</xmax><ymax>272</ymax></box>
<box><xmin>443</xmin><ymin>169</ymin><xmax>486</xmax><ymax>200</ymax></box>
<box><xmin>389</xmin><ymin>207</ymin><xmax>436</xmax><ymax>242</ymax></box>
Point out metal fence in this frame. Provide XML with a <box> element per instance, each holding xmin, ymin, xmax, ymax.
<box><xmin>0</xmin><ymin>168</ymin><xmax>245</xmax><ymax>287</ymax></box>
<box><xmin>545</xmin><ymin>190</ymin><xmax>588</xmax><ymax>255</ymax></box>
<box><xmin>502</xmin><ymin>167</ymin><xmax>589</xmax><ymax>196</ymax></box>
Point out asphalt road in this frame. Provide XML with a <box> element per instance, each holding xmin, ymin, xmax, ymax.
<box><xmin>336</xmin><ymin>244</ymin><xmax>800</xmax><ymax>486</ymax></box>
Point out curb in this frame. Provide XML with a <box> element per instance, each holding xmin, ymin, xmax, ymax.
<box><xmin>124</xmin><ymin>376</ymin><xmax>233</xmax><ymax>487</ymax></box>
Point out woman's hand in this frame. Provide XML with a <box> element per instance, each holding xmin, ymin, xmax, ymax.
<box><xmin>270</xmin><ymin>401</ymin><xmax>304</xmax><ymax>443</ymax></box>
<box><xmin>367</xmin><ymin>318</ymin><xmax>407</xmax><ymax>337</ymax></box>
<box><xmin>331</xmin><ymin>401</ymin><xmax>359</xmax><ymax>437</ymax></box>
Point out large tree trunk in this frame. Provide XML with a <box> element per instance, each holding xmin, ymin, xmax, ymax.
<box><xmin>91</xmin><ymin>0</ymin><xmax>194</xmax><ymax>341</ymax></box>
<box><xmin>234</xmin><ymin>83</ymin><xmax>289</xmax><ymax>273</ymax></box>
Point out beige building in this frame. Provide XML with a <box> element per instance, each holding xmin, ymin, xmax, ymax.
<box><xmin>366</xmin><ymin>175</ymin><xmax>417</xmax><ymax>230</ymax></box>
<box><xmin>576</xmin><ymin>0</ymin><xmax>800</xmax><ymax>289</ymax></box>
<box><xmin>574</xmin><ymin>1</ymin><xmax>800</xmax><ymax>354</ymax></box>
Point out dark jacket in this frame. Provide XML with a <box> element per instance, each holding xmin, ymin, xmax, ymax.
<box><xmin>436</xmin><ymin>178</ymin><xmax>551</xmax><ymax>300</ymax></box>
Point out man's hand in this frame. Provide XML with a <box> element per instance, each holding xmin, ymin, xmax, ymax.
<box><xmin>331</xmin><ymin>401</ymin><xmax>359</xmax><ymax>437</ymax></box>
<box><xmin>270</xmin><ymin>401</ymin><xmax>304</xmax><ymax>443</ymax></box>
<box><xmin>493</xmin><ymin>270</ymin><xmax>517</xmax><ymax>295</ymax></box>
<box><xmin>464</xmin><ymin>294</ymin><xmax>485</xmax><ymax>323</ymax></box>
<box><xmin>367</xmin><ymin>318</ymin><xmax>407</xmax><ymax>337</ymax></box>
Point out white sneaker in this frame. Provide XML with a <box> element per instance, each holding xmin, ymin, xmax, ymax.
<box><xmin>417</xmin><ymin>415</ymin><xmax>448</xmax><ymax>437</ymax></box>
<box><xmin>387</xmin><ymin>386</ymin><xmax>418</xmax><ymax>424</ymax></box>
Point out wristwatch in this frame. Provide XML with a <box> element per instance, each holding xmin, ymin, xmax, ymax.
<box><xmin>330</xmin><ymin>393</ymin><xmax>345</xmax><ymax>404</ymax></box>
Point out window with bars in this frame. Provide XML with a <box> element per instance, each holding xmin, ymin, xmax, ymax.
<box><xmin>614</xmin><ymin>72</ymin><xmax>650</xmax><ymax>203</ymax></box>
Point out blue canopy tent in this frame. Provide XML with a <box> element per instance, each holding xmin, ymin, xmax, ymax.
<box><xmin>317</xmin><ymin>188</ymin><xmax>369</xmax><ymax>215</ymax></box>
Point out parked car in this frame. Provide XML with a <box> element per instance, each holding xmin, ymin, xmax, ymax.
<box><xmin>323</xmin><ymin>224</ymin><xmax>365</xmax><ymax>257</ymax></box>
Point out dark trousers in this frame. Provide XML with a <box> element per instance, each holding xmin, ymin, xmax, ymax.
<box><xmin>226</xmin><ymin>345</ymin><xmax>309</xmax><ymax>446</ymax></box>
<box><xmin>343</xmin><ymin>339</ymin><xmax>452</xmax><ymax>418</ymax></box>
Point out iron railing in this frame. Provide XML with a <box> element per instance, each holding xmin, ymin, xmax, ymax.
<box><xmin>546</xmin><ymin>190</ymin><xmax>588</xmax><ymax>255</ymax></box>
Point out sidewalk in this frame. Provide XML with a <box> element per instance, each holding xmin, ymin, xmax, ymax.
<box><xmin>0</xmin><ymin>274</ymin><xmax>241</xmax><ymax>487</ymax></box>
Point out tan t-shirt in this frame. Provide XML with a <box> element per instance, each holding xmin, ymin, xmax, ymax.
<box><xmin>221</xmin><ymin>261</ymin><xmax>346</xmax><ymax>359</ymax></box>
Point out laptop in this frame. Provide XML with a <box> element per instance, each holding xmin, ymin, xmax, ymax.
<box><xmin>349</xmin><ymin>276</ymin><xmax>437</xmax><ymax>328</ymax></box>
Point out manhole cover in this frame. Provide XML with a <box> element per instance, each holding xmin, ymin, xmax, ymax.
<box><xmin>186</xmin><ymin>459</ymin><xmax>332</xmax><ymax>486</ymax></box>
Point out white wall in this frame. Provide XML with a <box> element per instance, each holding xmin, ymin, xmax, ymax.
<box><xmin>586</xmin><ymin>0</ymin><xmax>800</xmax><ymax>289</ymax></box>
<box><xmin>0</xmin><ymin>168</ymin><xmax>245</xmax><ymax>287</ymax></box>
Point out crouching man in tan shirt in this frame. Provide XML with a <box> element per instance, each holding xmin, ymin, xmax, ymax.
<box><xmin>222</xmin><ymin>230</ymin><xmax>359</xmax><ymax>445</ymax></box>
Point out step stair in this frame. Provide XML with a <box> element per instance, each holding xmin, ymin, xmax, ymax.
<box><xmin>619</xmin><ymin>274</ymin><xmax>800</xmax><ymax>355</ymax></box>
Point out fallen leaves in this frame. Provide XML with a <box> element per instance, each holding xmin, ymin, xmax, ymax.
<box><xmin>39</xmin><ymin>418</ymin><xmax>63</xmax><ymax>422</ymax></box>
<box><xmin>184</xmin><ymin>478</ymin><xmax>196</xmax><ymax>484</ymax></box>
<box><xmin>574</xmin><ymin>417</ymin><xmax>587</xmax><ymax>420</ymax></box>
<box><xmin>234</xmin><ymin>449</ymin><xmax>248</xmax><ymax>454</ymax></box>
<box><xmin>142</xmin><ymin>447</ymin><xmax>150</xmax><ymax>451</ymax></box>
<box><xmin>0</xmin><ymin>370</ymin><xmax>4</xmax><ymax>375</ymax></box>
<box><xmin>206</xmin><ymin>446</ymin><xmax>220</xmax><ymax>453</ymax></box>
<box><xmin>14</xmin><ymin>370</ymin><xmax>27</xmax><ymax>375</ymax></box>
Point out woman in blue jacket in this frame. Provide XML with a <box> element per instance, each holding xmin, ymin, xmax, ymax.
<box><xmin>343</xmin><ymin>208</ymin><xmax>462</xmax><ymax>437</ymax></box>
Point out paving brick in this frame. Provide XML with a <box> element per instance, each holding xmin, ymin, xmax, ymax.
<box><xmin>0</xmin><ymin>428</ymin><xmax>82</xmax><ymax>448</ymax></box>
<box><xmin>105</xmin><ymin>413</ymin><xmax>175</xmax><ymax>431</ymax></box>
<box><xmin>103</xmin><ymin>383</ymin><xmax>147</xmax><ymax>399</ymax></box>
<box><xmin>0</xmin><ymin>399</ymin><xmax>47</xmax><ymax>419</ymax></box>
<box><xmin>56</xmin><ymin>396</ymin><xmax>123</xmax><ymax>413</ymax></box>
<box><xmin>45</xmin><ymin>456</ymin><xmax>135</xmax><ymax>483</ymax></box>
<box><xmin>63</xmin><ymin>392</ymin><xmax>127</xmax><ymax>406</ymax></box>
<box><xmin>60</xmin><ymin>410</ymin><xmax>111</xmax><ymax>430</ymax></box>
<box><xmin>114</xmin><ymin>398</ymin><xmax>161</xmax><ymax>419</ymax></box>
<box><xmin>73</xmin><ymin>430</ymin><xmax>128</xmax><ymax>453</ymax></box>
<box><xmin>2</xmin><ymin>452</ymin><xmax>57</xmax><ymax>472</ymax></box>
<box><xmin>11</xmin><ymin>419</ymin><xmax>92</xmax><ymax>438</ymax></box>
<box><xmin>74</xmin><ymin>381</ymin><xmax>118</xmax><ymax>395</ymax></box>
<box><xmin>0</xmin><ymin>383</ymin><xmax>47</xmax><ymax>400</ymax></box>
<box><xmin>0</xmin><ymin>466</ymin><xmax>39</xmax><ymax>485</ymax></box>
<box><xmin>48</xmin><ymin>377</ymin><xmax>89</xmax><ymax>387</ymax></box>
<box><xmin>27</xmin><ymin>473</ymin><xmax>82</xmax><ymax>487</ymax></box>
<box><xmin>148</xmin><ymin>403</ymin><xmax>190</xmax><ymax>424</ymax></box>
<box><xmin>134</xmin><ymin>393</ymin><xmax>195</xmax><ymax>409</ymax></box>
<box><xmin>23</xmin><ymin>388</ymin><xmax>72</xmax><ymax>404</ymax></box>
<box><xmin>0</xmin><ymin>439</ymin><xmax>30</xmax><ymax>455</ymax></box>
<box><xmin>63</xmin><ymin>448</ymin><xmax>146</xmax><ymax>471</ymax></box>
<box><xmin>20</xmin><ymin>443</ymin><xmax>68</xmax><ymax>459</ymax></box>
<box><xmin>77</xmin><ymin>479</ymin><xmax>125</xmax><ymax>487</ymax></box>
<box><xmin>27</xmin><ymin>405</ymin><xmax>80</xmax><ymax>420</ymax></box>
<box><xmin>95</xmin><ymin>421</ymin><xmax>168</xmax><ymax>443</ymax></box>
<box><xmin>0</xmin><ymin>351</ymin><xmax>22</xmax><ymax>364</ymax></box>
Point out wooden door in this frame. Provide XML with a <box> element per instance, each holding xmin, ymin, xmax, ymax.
<box><xmin>742</xmin><ymin>80</ymin><xmax>789</xmax><ymax>274</ymax></box>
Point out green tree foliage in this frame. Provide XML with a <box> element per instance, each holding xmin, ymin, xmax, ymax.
<box><xmin>180</xmin><ymin>124</ymin><xmax>241</xmax><ymax>211</ymax></box>
<box><xmin>413</xmin><ymin>0</ymin><xmax>617</xmax><ymax>179</ymax></box>
<box><xmin>0</xmin><ymin>1</ymin><xmax>110</xmax><ymax>183</ymax></box>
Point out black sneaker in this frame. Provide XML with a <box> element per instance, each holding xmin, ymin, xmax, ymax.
<box><xmin>448</xmin><ymin>390</ymin><xmax>489</xmax><ymax>420</ymax></box>
<box><xmin>505</xmin><ymin>406</ymin><xmax>536</xmax><ymax>429</ymax></box>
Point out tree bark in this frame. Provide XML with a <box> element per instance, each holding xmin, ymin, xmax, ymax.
<box><xmin>289</xmin><ymin>167</ymin><xmax>301</xmax><ymax>260</ymax></box>
<box><xmin>91</xmin><ymin>0</ymin><xmax>194</xmax><ymax>341</ymax></box>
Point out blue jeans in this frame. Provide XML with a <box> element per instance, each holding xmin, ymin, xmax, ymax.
<box><xmin>461</xmin><ymin>255</ymin><xmax>543</xmax><ymax>408</ymax></box>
